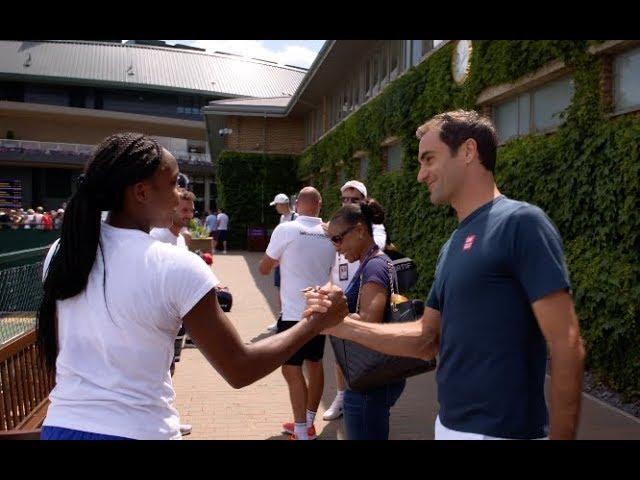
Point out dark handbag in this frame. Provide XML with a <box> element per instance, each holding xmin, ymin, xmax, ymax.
<box><xmin>216</xmin><ymin>288</ymin><xmax>233</xmax><ymax>312</ymax></box>
<box><xmin>330</xmin><ymin>260</ymin><xmax>436</xmax><ymax>393</ymax></box>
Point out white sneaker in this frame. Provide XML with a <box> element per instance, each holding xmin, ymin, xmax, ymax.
<box><xmin>323</xmin><ymin>396</ymin><xmax>344</xmax><ymax>420</ymax></box>
<box><xmin>267</xmin><ymin>323</ymin><xmax>278</xmax><ymax>332</ymax></box>
<box><xmin>180</xmin><ymin>424</ymin><xmax>192</xmax><ymax>436</ymax></box>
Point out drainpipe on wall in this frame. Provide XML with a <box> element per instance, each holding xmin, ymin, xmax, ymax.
<box><xmin>261</xmin><ymin>111</ymin><xmax>267</xmax><ymax>224</ymax></box>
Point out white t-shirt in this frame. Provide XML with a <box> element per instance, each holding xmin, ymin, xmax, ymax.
<box><xmin>266</xmin><ymin>216</ymin><xmax>335</xmax><ymax>321</ymax></box>
<box><xmin>34</xmin><ymin>213</ymin><xmax>44</xmax><ymax>229</ymax></box>
<box><xmin>150</xmin><ymin>227</ymin><xmax>220</xmax><ymax>286</ymax></box>
<box><xmin>216</xmin><ymin>213</ymin><xmax>229</xmax><ymax>230</ymax></box>
<box><xmin>41</xmin><ymin>223</ymin><xmax>220</xmax><ymax>440</ymax></box>
<box><xmin>24</xmin><ymin>214</ymin><xmax>35</xmax><ymax>229</ymax></box>
<box><xmin>150</xmin><ymin>227</ymin><xmax>188</xmax><ymax>250</ymax></box>
<box><xmin>434</xmin><ymin>416</ymin><xmax>548</xmax><ymax>440</ymax></box>
<box><xmin>279</xmin><ymin>211</ymin><xmax>298</xmax><ymax>224</ymax></box>
<box><xmin>331</xmin><ymin>223</ymin><xmax>387</xmax><ymax>291</ymax></box>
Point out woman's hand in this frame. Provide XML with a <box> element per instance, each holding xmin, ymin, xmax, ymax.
<box><xmin>302</xmin><ymin>281</ymin><xmax>348</xmax><ymax>317</ymax></box>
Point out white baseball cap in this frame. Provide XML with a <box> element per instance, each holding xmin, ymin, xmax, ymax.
<box><xmin>269</xmin><ymin>193</ymin><xmax>290</xmax><ymax>206</ymax></box>
<box><xmin>340</xmin><ymin>180</ymin><xmax>367</xmax><ymax>199</ymax></box>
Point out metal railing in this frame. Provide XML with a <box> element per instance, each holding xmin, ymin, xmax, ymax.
<box><xmin>0</xmin><ymin>138</ymin><xmax>94</xmax><ymax>156</ymax></box>
<box><xmin>0</xmin><ymin>261</ymin><xmax>43</xmax><ymax>347</ymax></box>
<box><xmin>0</xmin><ymin>138</ymin><xmax>212</xmax><ymax>165</ymax></box>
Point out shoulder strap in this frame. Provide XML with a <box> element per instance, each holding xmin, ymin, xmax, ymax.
<box><xmin>355</xmin><ymin>253</ymin><xmax>394</xmax><ymax>314</ymax></box>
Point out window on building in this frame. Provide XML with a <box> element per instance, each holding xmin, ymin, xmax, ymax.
<box><xmin>315</xmin><ymin>108</ymin><xmax>323</xmax><ymax>139</ymax></box>
<box><xmin>386</xmin><ymin>143</ymin><xmax>403</xmax><ymax>172</ymax></box>
<box><xmin>304</xmin><ymin>113</ymin><xmax>313</xmax><ymax>145</ymax></box>
<box><xmin>614</xmin><ymin>47</ymin><xmax>640</xmax><ymax>112</ymax></box>
<box><xmin>334</xmin><ymin>93</ymin><xmax>340</xmax><ymax>124</ymax></box>
<box><xmin>412</xmin><ymin>40</ymin><xmax>435</xmax><ymax>66</ymax></box>
<box><xmin>364</xmin><ymin>60</ymin><xmax>371</xmax><ymax>97</ymax></box>
<box><xmin>69</xmin><ymin>87</ymin><xmax>87</xmax><ymax>108</ymax></box>
<box><xmin>371</xmin><ymin>54</ymin><xmax>380</xmax><ymax>90</ymax></box>
<box><xmin>390</xmin><ymin>41</ymin><xmax>401</xmax><ymax>77</ymax></box>
<box><xmin>358</xmin><ymin>155</ymin><xmax>369</xmax><ymax>180</ymax></box>
<box><xmin>338</xmin><ymin>167</ymin><xmax>346</xmax><ymax>186</ymax></box>
<box><xmin>24</xmin><ymin>84</ymin><xmax>69</xmax><ymax>107</ymax></box>
<box><xmin>0</xmin><ymin>81</ymin><xmax>25</xmax><ymax>102</ymax></box>
<box><xmin>351</xmin><ymin>76</ymin><xmax>359</xmax><ymax>110</ymax></box>
<box><xmin>493</xmin><ymin>76</ymin><xmax>574</xmax><ymax>143</ymax></box>
<box><xmin>380</xmin><ymin>47</ymin><xmax>388</xmax><ymax>84</ymax></box>
<box><xmin>532</xmin><ymin>77</ymin><xmax>574</xmax><ymax>131</ymax></box>
<box><xmin>343</xmin><ymin>81</ymin><xmax>351</xmax><ymax>115</ymax></box>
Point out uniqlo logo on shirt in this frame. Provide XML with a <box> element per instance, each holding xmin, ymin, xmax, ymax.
<box><xmin>463</xmin><ymin>235</ymin><xmax>476</xmax><ymax>251</ymax></box>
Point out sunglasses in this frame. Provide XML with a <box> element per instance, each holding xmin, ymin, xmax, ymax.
<box><xmin>177</xmin><ymin>173</ymin><xmax>189</xmax><ymax>189</ymax></box>
<box><xmin>330</xmin><ymin>224</ymin><xmax>358</xmax><ymax>245</ymax></box>
<box><xmin>341</xmin><ymin>196</ymin><xmax>362</xmax><ymax>204</ymax></box>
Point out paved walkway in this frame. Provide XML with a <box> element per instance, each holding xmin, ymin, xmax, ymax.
<box><xmin>172</xmin><ymin>251</ymin><xmax>640</xmax><ymax>440</ymax></box>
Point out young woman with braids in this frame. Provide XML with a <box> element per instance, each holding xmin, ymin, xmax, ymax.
<box><xmin>324</xmin><ymin>199</ymin><xmax>406</xmax><ymax>440</ymax></box>
<box><xmin>37</xmin><ymin>133</ymin><xmax>347</xmax><ymax>440</ymax></box>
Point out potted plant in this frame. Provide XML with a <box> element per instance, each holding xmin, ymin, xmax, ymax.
<box><xmin>187</xmin><ymin>219</ymin><xmax>213</xmax><ymax>254</ymax></box>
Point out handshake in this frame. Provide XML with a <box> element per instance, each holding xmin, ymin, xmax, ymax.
<box><xmin>301</xmin><ymin>282</ymin><xmax>353</xmax><ymax>334</ymax></box>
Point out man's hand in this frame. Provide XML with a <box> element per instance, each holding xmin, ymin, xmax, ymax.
<box><xmin>302</xmin><ymin>283</ymin><xmax>334</xmax><ymax>317</ymax></box>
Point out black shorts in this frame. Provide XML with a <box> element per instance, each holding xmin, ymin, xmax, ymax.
<box><xmin>216</xmin><ymin>230</ymin><xmax>227</xmax><ymax>243</ymax></box>
<box><xmin>274</xmin><ymin>265</ymin><xmax>281</xmax><ymax>287</ymax></box>
<box><xmin>277</xmin><ymin>317</ymin><xmax>326</xmax><ymax>366</ymax></box>
<box><xmin>174</xmin><ymin>324</ymin><xmax>186</xmax><ymax>362</ymax></box>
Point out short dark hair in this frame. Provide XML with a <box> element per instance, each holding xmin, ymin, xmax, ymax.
<box><xmin>416</xmin><ymin>110</ymin><xmax>498</xmax><ymax>173</ymax></box>
<box><xmin>178</xmin><ymin>188</ymin><xmax>195</xmax><ymax>202</ymax></box>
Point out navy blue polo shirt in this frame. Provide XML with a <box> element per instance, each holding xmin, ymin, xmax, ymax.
<box><xmin>426</xmin><ymin>195</ymin><xmax>571</xmax><ymax>439</ymax></box>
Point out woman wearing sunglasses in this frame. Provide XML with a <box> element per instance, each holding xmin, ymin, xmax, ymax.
<box><xmin>325</xmin><ymin>199</ymin><xmax>406</xmax><ymax>440</ymax></box>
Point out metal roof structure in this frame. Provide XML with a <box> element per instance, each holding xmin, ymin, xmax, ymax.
<box><xmin>204</xmin><ymin>40</ymin><xmax>339</xmax><ymax>118</ymax></box>
<box><xmin>0</xmin><ymin>40</ymin><xmax>307</xmax><ymax>98</ymax></box>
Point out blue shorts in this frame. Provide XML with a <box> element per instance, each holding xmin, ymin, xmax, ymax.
<box><xmin>216</xmin><ymin>230</ymin><xmax>227</xmax><ymax>243</ymax></box>
<box><xmin>41</xmin><ymin>426</ymin><xmax>134</xmax><ymax>440</ymax></box>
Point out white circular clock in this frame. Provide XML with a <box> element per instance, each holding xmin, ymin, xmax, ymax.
<box><xmin>452</xmin><ymin>40</ymin><xmax>473</xmax><ymax>85</ymax></box>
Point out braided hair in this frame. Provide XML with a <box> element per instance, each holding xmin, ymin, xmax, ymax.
<box><xmin>37</xmin><ymin>133</ymin><xmax>165</xmax><ymax>372</ymax></box>
<box><xmin>330</xmin><ymin>198</ymin><xmax>385</xmax><ymax>237</ymax></box>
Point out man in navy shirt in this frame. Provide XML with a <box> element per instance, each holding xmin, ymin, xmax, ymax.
<box><xmin>308</xmin><ymin>110</ymin><xmax>585</xmax><ymax>440</ymax></box>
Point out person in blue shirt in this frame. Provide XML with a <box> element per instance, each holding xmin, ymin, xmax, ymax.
<box><xmin>204</xmin><ymin>211</ymin><xmax>218</xmax><ymax>245</ymax></box>
<box><xmin>305</xmin><ymin>110</ymin><xmax>586</xmax><ymax>440</ymax></box>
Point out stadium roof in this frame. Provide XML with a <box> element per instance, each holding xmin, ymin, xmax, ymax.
<box><xmin>0</xmin><ymin>40</ymin><xmax>307</xmax><ymax>98</ymax></box>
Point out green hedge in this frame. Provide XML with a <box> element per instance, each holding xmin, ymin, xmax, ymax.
<box><xmin>300</xmin><ymin>40</ymin><xmax>640</xmax><ymax>399</ymax></box>
<box><xmin>216</xmin><ymin>151</ymin><xmax>301</xmax><ymax>249</ymax></box>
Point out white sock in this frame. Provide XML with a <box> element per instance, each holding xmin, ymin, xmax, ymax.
<box><xmin>336</xmin><ymin>390</ymin><xmax>345</xmax><ymax>401</ymax></box>
<box><xmin>306</xmin><ymin>409</ymin><xmax>316</xmax><ymax>428</ymax></box>
<box><xmin>294</xmin><ymin>422</ymin><xmax>308</xmax><ymax>440</ymax></box>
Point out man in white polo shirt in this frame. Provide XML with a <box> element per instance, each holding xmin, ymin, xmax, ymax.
<box><xmin>267</xmin><ymin>193</ymin><xmax>299</xmax><ymax>332</ymax></box>
<box><xmin>150</xmin><ymin>186</ymin><xmax>220</xmax><ymax>437</ymax></box>
<box><xmin>323</xmin><ymin>180</ymin><xmax>388</xmax><ymax>421</ymax></box>
<box><xmin>258</xmin><ymin>187</ymin><xmax>335</xmax><ymax>440</ymax></box>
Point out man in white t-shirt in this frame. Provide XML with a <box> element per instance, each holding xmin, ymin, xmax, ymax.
<box><xmin>149</xmin><ymin>188</ymin><xmax>210</xmax><ymax>437</ymax></box>
<box><xmin>323</xmin><ymin>180</ymin><xmax>388</xmax><ymax>422</ymax></box>
<box><xmin>267</xmin><ymin>193</ymin><xmax>299</xmax><ymax>332</ymax></box>
<box><xmin>34</xmin><ymin>206</ymin><xmax>45</xmax><ymax>230</ymax></box>
<box><xmin>24</xmin><ymin>208</ymin><xmax>35</xmax><ymax>229</ymax></box>
<box><xmin>216</xmin><ymin>208</ymin><xmax>229</xmax><ymax>254</ymax></box>
<box><xmin>258</xmin><ymin>187</ymin><xmax>335</xmax><ymax>440</ymax></box>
